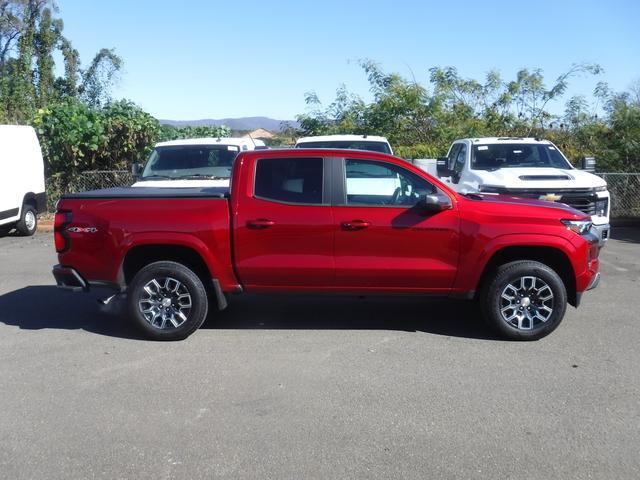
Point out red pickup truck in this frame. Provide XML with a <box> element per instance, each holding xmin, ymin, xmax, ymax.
<box><xmin>53</xmin><ymin>149</ymin><xmax>600</xmax><ymax>341</ymax></box>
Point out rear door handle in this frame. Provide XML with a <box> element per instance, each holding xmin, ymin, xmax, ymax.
<box><xmin>247</xmin><ymin>218</ymin><xmax>276</xmax><ymax>229</ymax></box>
<box><xmin>341</xmin><ymin>220</ymin><xmax>371</xmax><ymax>231</ymax></box>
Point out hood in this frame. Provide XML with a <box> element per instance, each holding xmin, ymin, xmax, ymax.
<box><xmin>468</xmin><ymin>192</ymin><xmax>588</xmax><ymax>218</ymax></box>
<box><xmin>473</xmin><ymin>167</ymin><xmax>606</xmax><ymax>190</ymax></box>
<box><xmin>132</xmin><ymin>179</ymin><xmax>230</xmax><ymax>188</ymax></box>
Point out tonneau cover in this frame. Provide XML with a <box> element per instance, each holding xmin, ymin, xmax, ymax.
<box><xmin>61</xmin><ymin>186</ymin><xmax>229</xmax><ymax>199</ymax></box>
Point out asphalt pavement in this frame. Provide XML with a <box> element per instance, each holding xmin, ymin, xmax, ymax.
<box><xmin>0</xmin><ymin>229</ymin><xmax>639</xmax><ymax>479</ymax></box>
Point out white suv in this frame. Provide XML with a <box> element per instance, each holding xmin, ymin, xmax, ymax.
<box><xmin>437</xmin><ymin>137</ymin><xmax>610</xmax><ymax>244</ymax></box>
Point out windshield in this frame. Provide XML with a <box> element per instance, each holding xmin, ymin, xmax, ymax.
<box><xmin>140</xmin><ymin>145</ymin><xmax>240</xmax><ymax>180</ymax></box>
<box><xmin>471</xmin><ymin>143</ymin><xmax>573</xmax><ymax>170</ymax></box>
<box><xmin>296</xmin><ymin>140</ymin><xmax>391</xmax><ymax>154</ymax></box>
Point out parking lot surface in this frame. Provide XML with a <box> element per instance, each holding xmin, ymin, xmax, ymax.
<box><xmin>0</xmin><ymin>229</ymin><xmax>639</xmax><ymax>479</ymax></box>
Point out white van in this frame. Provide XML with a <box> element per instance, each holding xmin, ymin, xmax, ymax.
<box><xmin>295</xmin><ymin>134</ymin><xmax>394</xmax><ymax>155</ymax></box>
<box><xmin>0</xmin><ymin>125</ymin><xmax>46</xmax><ymax>236</ymax></box>
<box><xmin>132</xmin><ymin>137</ymin><xmax>266</xmax><ymax>188</ymax></box>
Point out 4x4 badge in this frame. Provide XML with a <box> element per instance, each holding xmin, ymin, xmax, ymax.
<box><xmin>67</xmin><ymin>226</ymin><xmax>98</xmax><ymax>233</ymax></box>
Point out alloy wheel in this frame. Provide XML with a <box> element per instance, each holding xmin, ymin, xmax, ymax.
<box><xmin>499</xmin><ymin>276</ymin><xmax>554</xmax><ymax>331</ymax></box>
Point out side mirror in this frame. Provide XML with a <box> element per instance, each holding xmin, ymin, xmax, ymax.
<box><xmin>131</xmin><ymin>163</ymin><xmax>143</xmax><ymax>177</ymax></box>
<box><xmin>581</xmin><ymin>156</ymin><xmax>596</xmax><ymax>172</ymax></box>
<box><xmin>420</xmin><ymin>192</ymin><xmax>453</xmax><ymax>212</ymax></box>
<box><xmin>436</xmin><ymin>157</ymin><xmax>453</xmax><ymax>177</ymax></box>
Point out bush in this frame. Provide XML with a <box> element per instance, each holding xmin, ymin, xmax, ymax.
<box><xmin>394</xmin><ymin>143</ymin><xmax>445</xmax><ymax>159</ymax></box>
<box><xmin>33</xmin><ymin>99</ymin><xmax>160</xmax><ymax>176</ymax></box>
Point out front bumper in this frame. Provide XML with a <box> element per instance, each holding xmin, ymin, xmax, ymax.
<box><xmin>591</xmin><ymin>223</ymin><xmax>610</xmax><ymax>246</ymax></box>
<box><xmin>587</xmin><ymin>272</ymin><xmax>601</xmax><ymax>291</ymax></box>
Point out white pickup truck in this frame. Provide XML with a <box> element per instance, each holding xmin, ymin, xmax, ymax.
<box><xmin>436</xmin><ymin>137</ymin><xmax>610</xmax><ymax>244</ymax></box>
<box><xmin>132</xmin><ymin>137</ymin><xmax>266</xmax><ymax>188</ymax></box>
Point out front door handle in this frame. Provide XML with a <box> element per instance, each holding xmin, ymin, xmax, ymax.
<box><xmin>247</xmin><ymin>218</ymin><xmax>276</xmax><ymax>229</ymax></box>
<box><xmin>341</xmin><ymin>220</ymin><xmax>371</xmax><ymax>231</ymax></box>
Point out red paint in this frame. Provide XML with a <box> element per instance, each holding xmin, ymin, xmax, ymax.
<box><xmin>55</xmin><ymin>149</ymin><xmax>598</xmax><ymax>300</ymax></box>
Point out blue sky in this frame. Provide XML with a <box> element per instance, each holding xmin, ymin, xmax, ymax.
<box><xmin>57</xmin><ymin>0</ymin><xmax>640</xmax><ymax>120</ymax></box>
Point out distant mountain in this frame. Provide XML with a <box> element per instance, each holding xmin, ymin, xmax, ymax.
<box><xmin>159</xmin><ymin>116</ymin><xmax>299</xmax><ymax>132</ymax></box>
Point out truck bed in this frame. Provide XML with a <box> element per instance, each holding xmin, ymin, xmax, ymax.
<box><xmin>55</xmin><ymin>187</ymin><xmax>237</xmax><ymax>291</ymax></box>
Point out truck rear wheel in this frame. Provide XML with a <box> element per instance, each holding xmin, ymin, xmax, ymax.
<box><xmin>480</xmin><ymin>260</ymin><xmax>567</xmax><ymax>340</ymax></box>
<box><xmin>127</xmin><ymin>261</ymin><xmax>209</xmax><ymax>340</ymax></box>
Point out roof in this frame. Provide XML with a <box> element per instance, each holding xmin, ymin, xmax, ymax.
<box><xmin>457</xmin><ymin>137</ymin><xmax>554</xmax><ymax>145</ymax></box>
<box><xmin>295</xmin><ymin>134</ymin><xmax>390</xmax><ymax>144</ymax></box>
<box><xmin>155</xmin><ymin>137</ymin><xmax>265</xmax><ymax>147</ymax></box>
<box><xmin>244</xmin><ymin>128</ymin><xmax>274</xmax><ymax>139</ymax></box>
<box><xmin>239</xmin><ymin>147</ymin><xmax>400</xmax><ymax>160</ymax></box>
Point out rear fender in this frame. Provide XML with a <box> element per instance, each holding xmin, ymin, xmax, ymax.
<box><xmin>118</xmin><ymin>232</ymin><xmax>239</xmax><ymax>290</ymax></box>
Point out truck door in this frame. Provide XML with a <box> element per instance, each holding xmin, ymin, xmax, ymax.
<box><xmin>232</xmin><ymin>156</ymin><xmax>334</xmax><ymax>289</ymax></box>
<box><xmin>333</xmin><ymin>157</ymin><xmax>460</xmax><ymax>292</ymax></box>
<box><xmin>450</xmin><ymin>142</ymin><xmax>467</xmax><ymax>184</ymax></box>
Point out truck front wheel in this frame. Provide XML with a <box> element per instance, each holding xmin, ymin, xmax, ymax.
<box><xmin>127</xmin><ymin>261</ymin><xmax>209</xmax><ymax>340</ymax></box>
<box><xmin>481</xmin><ymin>260</ymin><xmax>567</xmax><ymax>340</ymax></box>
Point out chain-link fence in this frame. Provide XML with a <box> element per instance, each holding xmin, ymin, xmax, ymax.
<box><xmin>597</xmin><ymin>173</ymin><xmax>640</xmax><ymax>218</ymax></box>
<box><xmin>46</xmin><ymin>170</ymin><xmax>135</xmax><ymax>211</ymax></box>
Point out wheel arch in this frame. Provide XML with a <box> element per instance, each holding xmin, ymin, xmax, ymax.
<box><xmin>22</xmin><ymin>192</ymin><xmax>37</xmax><ymax>207</ymax></box>
<box><xmin>475</xmin><ymin>245</ymin><xmax>578</xmax><ymax>307</ymax></box>
<box><xmin>121</xmin><ymin>244</ymin><xmax>213</xmax><ymax>287</ymax></box>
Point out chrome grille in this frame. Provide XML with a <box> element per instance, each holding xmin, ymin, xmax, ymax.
<box><xmin>498</xmin><ymin>188</ymin><xmax>599</xmax><ymax>216</ymax></box>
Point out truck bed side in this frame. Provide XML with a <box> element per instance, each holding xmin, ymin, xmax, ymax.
<box><xmin>56</xmin><ymin>187</ymin><xmax>239</xmax><ymax>291</ymax></box>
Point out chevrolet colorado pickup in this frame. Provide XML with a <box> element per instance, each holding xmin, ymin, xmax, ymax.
<box><xmin>52</xmin><ymin>149</ymin><xmax>600</xmax><ymax>341</ymax></box>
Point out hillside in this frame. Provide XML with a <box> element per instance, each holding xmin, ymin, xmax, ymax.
<box><xmin>159</xmin><ymin>116</ymin><xmax>299</xmax><ymax>132</ymax></box>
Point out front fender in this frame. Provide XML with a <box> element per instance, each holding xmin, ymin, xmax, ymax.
<box><xmin>453</xmin><ymin>232</ymin><xmax>582</xmax><ymax>294</ymax></box>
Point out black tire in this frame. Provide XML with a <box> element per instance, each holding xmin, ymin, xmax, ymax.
<box><xmin>480</xmin><ymin>260</ymin><xmax>567</xmax><ymax>341</ymax></box>
<box><xmin>16</xmin><ymin>204</ymin><xmax>37</xmax><ymax>236</ymax></box>
<box><xmin>127</xmin><ymin>261</ymin><xmax>209</xmax><ymax>340</ymax></box>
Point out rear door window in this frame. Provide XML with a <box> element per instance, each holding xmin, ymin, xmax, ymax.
<box><xmin>254</xmin><ymin>157</ymin><xmax>324</xmax><ymax>205</ymax></box>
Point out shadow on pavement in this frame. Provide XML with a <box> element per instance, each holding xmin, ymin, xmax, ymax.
<box><xmin>0</xmin><ymin>285</ymin><xmax>140</xmax><ymax>339</ymax></box>
<box><xmin>205</xmin><ymin>294</ymin><xmax>497</xmax><ymax>340</ymax></box>
<box><xmin>610</xmin><ymin>226</ymin><xmax>640</xmax><ymax>244</ymax></box>
<box><xmin>0</xmin><ymin>286</ymin><xmax>498</xmax><ymax>341</ymax></box>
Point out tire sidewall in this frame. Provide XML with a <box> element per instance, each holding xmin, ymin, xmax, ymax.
<box><xmin>483</xmin><ymin>262</ymin><xmax>567</xmax><ymax>341</ymax></box>
<box><xmin>17</xmin><ymin>206</ymin><xmax>37</xmax><ymax>236</ymax></box>
<box><xmin>128</xmin><ymin>261</ymin><xmax>208</xmax><ymax>341</ymax></box>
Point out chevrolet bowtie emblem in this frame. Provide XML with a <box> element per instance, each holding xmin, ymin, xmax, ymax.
<box><xmin>539</xmin><ymin>193</ymin><xmax>563</xmax><ymax>202</ymax></box>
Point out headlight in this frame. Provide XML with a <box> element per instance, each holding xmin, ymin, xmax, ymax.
<box><xmin>593</xmin><ymin>185</ymin><xmax>607</xmax><ymax>192</ymax></box>
<box><xmin>595</xmin><ymin>198</ymin><xmax>608</xmax><ymax>217</ymax></box>
<box><xmin>561</xmin><ymin>219</ymin><xmax>592</xmax><ymax>235</ymax></box>
<box><xmin>478</xmin><ymin>185</ymin><xmax>503</xmax><ymax>193</ymax></box>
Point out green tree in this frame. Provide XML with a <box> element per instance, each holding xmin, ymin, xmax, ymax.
<box><xmin>33</xmin><ymin>99</ymin><xmax>161</xmax><ymax>175</ymax></box>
